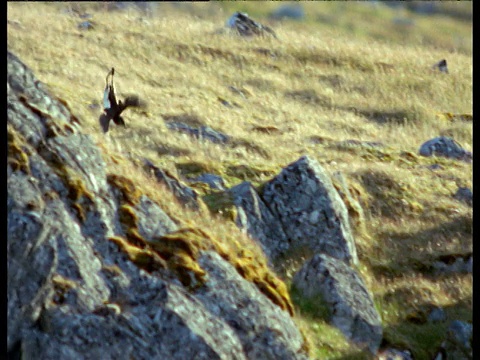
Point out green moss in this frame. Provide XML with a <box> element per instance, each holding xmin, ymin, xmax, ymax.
<box><xmin>118</xmin><ymin>204</ymin><xmax>139</xmax><ymax>231</ymax></box>
<box><xmin>108</xmin><ymin>236</ymin><xmax>168</xmax><ymax>273</ymax></box>
<box><xmin>290</xmin><ymin>283</ymin><xmax>331</xmax><ymax>320</ymax></box>
<box><xmin>202</xmin><ymin>191</ymin><xmax>237</xmax><ymax>221</ymax></box>
<box><xmin>234</xmin><ymin>252</ymin><xmax>295</xmax><ymax>316</ymax></box>
<box><xmin>8</xmin><ymin>127</ymin><xmax>31</xmax><ymax>174</ymax></box>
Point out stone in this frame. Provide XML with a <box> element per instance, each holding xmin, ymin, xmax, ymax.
<box><xmin>165</xmin><ymin>121</ymin><xmax>230</xmax><ymax>144</ymax></box>
<box><xmin>261</xmin><ymin>155</ymin><xmax>358</xmax><ymax>265</ymax></box>
<box><xmin>225</xmin><ymin>12</ymin><xmax>278</xmax><ymax>39</ymax></box>
<box><xmin>269</xmin><ymin>5</ymin><xmax>305</xmax><ymax>20</ymax></box>
<box><xmin>454</xmin><ymin>187</ymin><xmax>473</xmax><ymax>206</ymax></box>
<box><xmin>229</xmin><ymin>182</ymin><xmax>290</xmax><ymax>261</ymax></box>
<box><xmin>419</xmin><ymin>136</ymin><xmax>472</xmax><ymax>162</ymax></box>
<box><xmin>292</xmin><ymin>253</ymin><xmax>382</xmax><ymax>354</ymax></box>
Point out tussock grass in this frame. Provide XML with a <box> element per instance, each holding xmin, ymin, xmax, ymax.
<box><xmin>8</xmin><ymin>2</ymin><xmax>471</xmax><ymax>358</ymax></box>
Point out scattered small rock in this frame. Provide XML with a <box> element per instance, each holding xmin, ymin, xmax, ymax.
<box><xmin>432</xmin><ymin>253</ymin><xmax>472</xmax><ymax>275</ymax></box>
<box><xmin>418</xmin><ymin>136</ymin><xmax>472</xmax><ymax>162</ymax></box>
<box><xmin>165</xmin><ymin>122</ymin><xmax>230</xmax><ymax>144</ymax></box>
<box><xmin>453</xmin><ymin>187</ymin><xmax>472</xmax><ymax>206</ymax></box>
<box><xmin>432</xmin><ymin>59</ymin><xmax>449</xmax><ymax>74</ymax></box>
<box><xmin>269</xmin><ymin>5</ymin><xmax>305</xmax><ymax>21</ymax></box>
<box><xmin>225</xmin><ymin>12</ymin><xmax>278</xmax><ymax>39</ymax></box>
<box><xmin>78</xmin><ymin>20</ymin><xmax>95</xmax><ymax>30</ymax></box>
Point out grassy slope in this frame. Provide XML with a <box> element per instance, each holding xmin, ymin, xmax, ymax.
<box><xmin>8</xmin><ymin>2</ymin><xmax>472</xmax><ymax>359</ymax></box>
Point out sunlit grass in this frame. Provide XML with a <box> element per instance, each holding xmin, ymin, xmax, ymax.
<box><xmin>8</xmin><ymin>2</ymin><xmax>471</xmax><ymax>358</ymax></box>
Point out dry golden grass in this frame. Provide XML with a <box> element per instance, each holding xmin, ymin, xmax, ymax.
<box><xmin>8</xmin><ymin>2</ymin><xmax>472</xmax><ymax>359</ymax></box>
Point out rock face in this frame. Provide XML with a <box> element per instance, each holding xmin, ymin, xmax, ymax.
<box><xmin>7</xmin><ymin>50</ymin><xmax>309</xmax><ymax>360</ymax></box>
<box><xmin>230</xmin><ymin>181</ymin><xmax>291</xmax><ymax>261</ymax></box>
<box><xmin>292</xmin><ymin>254</ymin><xmax>383</xmax><ymax>354</ymax></box>
<box><xmin>228</xmin><ymin>156</ymin><xmax>358</xmax><ymax>266</ymax></box>
<box><xmin>263</xmin><ymin>156</ymin><xmax>358</xmax><ymax>265</ymax></box>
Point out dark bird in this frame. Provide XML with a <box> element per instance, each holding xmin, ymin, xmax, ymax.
<box><xmin>226</xmin><ymin>12</ymin><xmax>278</xmax><ymax>39</ymax></box>
<box><xmin>99</xmin><ymin>68</ymin><xmax>144</xmax><ymax>133</ymax></box>
<box><xmin>432</xmin><ymin>59</ymin><xmax>448</xmax><ymax>74</ymax></box>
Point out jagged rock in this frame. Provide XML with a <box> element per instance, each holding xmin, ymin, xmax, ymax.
<box><xmin>454</xmin><ymin>187</ymin><xmax>473</xmax><ymax>206</ymax></box>
<box><xmin>433</xmin><ymin>321</ymin><xmax>472</xmax><ymax>360</ymax></box>
<box><xmin>418</xmin><ymin>136</ymin><xmax>472</xmax><ymax>162</ymax></box>
<box><xmin>229</xmin><ymin>182</ymin><xmax>290</xmax><ymax>261</ymax></box>
<box><xmin>134</xmin><ymin>195</ymin><xmax>178</xmax><ymax>239</ymax></box>
<box><xmin>143</xmin><ymin>158</ymin><xmax>203</xmax><ymax>211</ymax></box>
<box><xmin>292</xmin><ymin>253</ymin><xmax>382</xmax><ymax>354</ymax></box>
<box><xmin>165</xmin><ymin>121</ymin><xmax>230</xmax><ymax>144</ymax></box>
<box><xmin>261</xmin><ymin>155</ymin><xmax>358</xmax><ymax>265</ymax></box>
<box><xmin>8</xmin><ymin>50</ymin><xmax>308</xmax><ymax>359</ymax></box>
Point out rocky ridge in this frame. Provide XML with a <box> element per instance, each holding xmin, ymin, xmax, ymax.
<box><xmin>7</xmin><ymin>50</ymin><xmax>308</xmax><ymax>360</ymax></box>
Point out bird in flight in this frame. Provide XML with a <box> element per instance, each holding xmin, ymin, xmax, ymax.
<box><xmin>99</xmin><ymin>67</ymin><xmax>145</xmax><ymax>133</ymax></box>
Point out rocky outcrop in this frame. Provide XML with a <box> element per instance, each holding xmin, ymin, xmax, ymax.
<box><xmin>292</xmin><ymin>253</ymin><xmax>383</xmax><ymax>354</ymax></box>
<box><xmin>7</xmin><ymin>50</ymin><xmax>309</xmax><ymax>359</ymax></box>
<box><xmin>230</xmin><ymin>182</ymin><xmax>290</xmax><ymax>261</ymax></box>
<box><xmin>262</xmin><ymin>156</ymin><xmax>358</xmax><ymax>265</ymax></box>
<box><xmin>228</xmin><ymin>156</ymin><xmax>358</xmax><ymax>266</ymax></box>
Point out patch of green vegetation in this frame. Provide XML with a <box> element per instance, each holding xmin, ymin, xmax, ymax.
<box><xmin>225</xmin><ymin>164</ymin><xmax>277</xmax><ymax>182</ymax></box>
<box><xmin>356</xmin><ymin>170</ymin><xmax>424</xmax><ymax>218</ymax></box>
<box><xmin>175</xmin><ymin>161</ymin><xmax>220</xmax><ymax>178</ymax></box>
<box><xmin>202</xmin><ymin>191</ymin><xmax>237</xmax><ymax>221</ymax></box>
<box><xmin>290</xmin><ymin>283</ymin><xmax>331</xmax><ymax>321</ymax></box>
<box><xmin>383</xmin><ymin>322</ymin><xmax>446</xmax><ymax>359</ymax></box>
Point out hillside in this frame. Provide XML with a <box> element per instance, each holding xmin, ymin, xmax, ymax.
<box><xmin>8</xmin><ymin>2</ymin><xmax>472</xmax><ymax>359</ymax></box>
